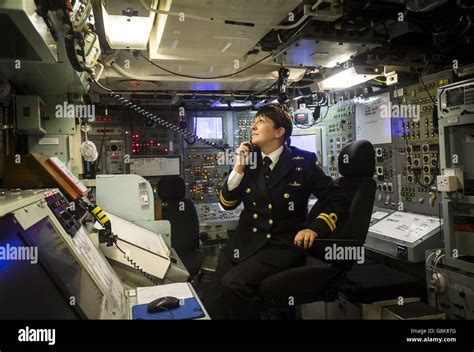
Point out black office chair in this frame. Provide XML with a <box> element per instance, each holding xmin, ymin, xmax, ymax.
<box><xmin>157</xmin><ymin>176</ymin><xmax>203</xmax><ymax>280</ymax></box>
<box><xmin>259</xmin><ymin>140</ymin><xmax>376</xmax><ymax>318</ymax></box>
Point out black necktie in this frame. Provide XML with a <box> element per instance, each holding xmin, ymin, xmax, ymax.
<box><xmin>262</xmin><ymin>156</ymin><xmax>272</xmax><ymax>181</ymax></box>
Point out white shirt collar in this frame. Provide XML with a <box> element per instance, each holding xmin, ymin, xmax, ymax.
<box><xmin>261</xmin><ymin>145</ymin><xmax>284</xmax><ymax>170</ymax></box>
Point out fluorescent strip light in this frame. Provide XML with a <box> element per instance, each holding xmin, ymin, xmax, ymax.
<box><xmin>318</xmin><ymin>67</ymin><xmax>378</xmax><ymax>90</ymax></box>
<box><xmin>212</xmin><ymin>101</ymin><xmax>252</xmax><ymax>108</ymax></box>
<box><xmin>102</xmin><ymin>3</ymin><xmax>156</xmax><ymax>50</ymax></box>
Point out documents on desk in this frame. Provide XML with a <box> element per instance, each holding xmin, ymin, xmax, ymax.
<box><xmin>132</xmin><ymin>283</ymin><xmax>205</xmax><ymax>320</ymax></box>
<box><xmin>369</xmin><ymin>211</ymin><xmax>442</xmax><ymax>244</ymax></box>
<box><xmin>136</xmin><ymin>282</ymin><xmax>193</xmax><ymax>304</ymax></box>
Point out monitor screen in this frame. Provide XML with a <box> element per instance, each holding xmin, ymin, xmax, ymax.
<box><xmin>0</xmin><ymin>215</ymin><xmax>80</xmax><ymax>319</ymax></box>
<box><xmin>290</xmin><ymin>134</ymin><xmax>317</xmax><ymax>154</ymax></box>
<box><xmin>194</xmin><ymin>116</ymin><xmax>223</xmax><ymax>139</ymax></box>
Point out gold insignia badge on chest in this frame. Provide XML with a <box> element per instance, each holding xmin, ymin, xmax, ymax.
<box><xmin>292</xmin><ymin>156</ymin><xmax>304</xmax><ymax>160</ymax></box>
<box><xmin>289</xmin><ymin>181</ymin><xmax>302</xmax><ymax>187</ymax></box>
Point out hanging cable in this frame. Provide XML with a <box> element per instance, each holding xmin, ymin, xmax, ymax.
<box><xmin>88</xmin><ymin>75</ymin><xmax>228</xmax><ymax>151</ymax></box>
<box><xmin>138</xmin><ymin>52</ymin><xmax>272</xmax><ymax>80</ymax></box>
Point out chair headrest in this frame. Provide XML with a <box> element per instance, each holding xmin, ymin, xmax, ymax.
<box><xmin>338</xmin><ymin>140</ymin><xmax>375</xmax><ymax>177</ymax></box>
<box><xmin>157</xmin><ymin>176</ymin><xmax>186</xmax><ymax>200</ymax></box>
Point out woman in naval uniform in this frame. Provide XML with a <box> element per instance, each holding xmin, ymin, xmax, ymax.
<box><xmin>205</xmin><ymin>104</ymin><xmax>349</xmax><ymax>319</ymax></box>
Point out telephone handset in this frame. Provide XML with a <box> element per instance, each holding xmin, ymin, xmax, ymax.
<box><xmin>244</xmin><ymin>138</ymin><xmax>258</xmax><ymax>153</ymax></box>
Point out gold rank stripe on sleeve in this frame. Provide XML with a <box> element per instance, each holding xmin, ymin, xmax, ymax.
<box><xmin>92</xmin><ymin>207</ymin><xmax>101</xmax><ymax>215</ymax></box>
<box><xmin>219</xmin><ymin>191</ymin><xmax>238</xmax><ymax>207</ymax></box>
<box><xmin>317</xmin><ymin>213</ymin><xmax>336</xmax><ymax>232</ymax></box>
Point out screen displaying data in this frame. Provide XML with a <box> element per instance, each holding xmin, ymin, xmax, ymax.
<box><xmin>194</xmin><ymin>117</ymin><xmax>223</xmax><ymax>139</ymax></box>
<box><xmin>291</xmin><ymin>134</ymin><xmax>317</xmax><ymax>154</ymax></box>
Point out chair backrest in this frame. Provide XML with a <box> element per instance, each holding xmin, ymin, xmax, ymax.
<box><xmin>157</xmin><ymin>176</ymin><xmax>200</xmax><ymax>253</ymax></box>
<box><xmin>308</xmin><ymin>139</ymin><xmax>376</xmax><ymax>243</ymax></box>
<box><xmin>332</xmin><ymin>139</ymin><xmax>376</xmax><ymax>242</ymax></box>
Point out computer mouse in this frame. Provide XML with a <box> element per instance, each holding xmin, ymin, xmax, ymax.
<box><xmin>147</xmin><ymin>296</ymin><xmax>180</xmax><ymax>313</ymax></box>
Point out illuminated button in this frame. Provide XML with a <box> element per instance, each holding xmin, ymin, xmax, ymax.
<box><xmin>266</xmin><ymin>234</ymin><xmax>271</xmax><ymax>239</ymax></box>
<box><xmin>268</xmin><ymin>204</ymin><xmax>272</xmax><ymax>209</ymax></box>
<box><xmin>268</xmin><ymin>219</ymin><xmax>273</xmax><ymax>225</ymax></box>
<box><xmin>252</xmin><ymin>227</ymin><xmax>257</xmax><ymax>233</ymax></box>
<box><xmin>245</xmin><ymin>188</ymin><xmax>251</xmax><ymax>193</ymax></box>
<box><xmin>253</xmin><ymin>213</ymin><xmax>258</xmax><ymax>219</ymax></box>
<box><xmin>284</xmin><ymin>193</ymin><xmax>290</xmax><ymax>199</ymax></box>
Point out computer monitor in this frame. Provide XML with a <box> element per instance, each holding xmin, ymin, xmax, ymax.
<box><xmin>0</xmin><ymin>215</ymin><xmax>80</xmax><ymax>319</ymax></box>
<box><xmin>193</xmin><ymin>116</ymin><xmax>223</xmax><ymax>139</ymax></box>
<box><xmin>290</xmin><ymin>134</ymin><xmax>317</xmax><ymax>154</ymax></box>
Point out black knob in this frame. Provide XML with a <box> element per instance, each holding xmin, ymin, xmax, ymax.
<box><xmin>459</xmin><ymin>291</ymin><xmax>466</xmax><ymax>298</ymax></box>
<box><xmin>199</xmin><ymin>232</ymin><xmax>209</xmax><ymax>242</ymax></box>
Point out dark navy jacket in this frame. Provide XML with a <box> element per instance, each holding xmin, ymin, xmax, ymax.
<box><xmin>219</xmin><ymin>145</ymin><xmax>349</xmax><ymax>266</ymax></box>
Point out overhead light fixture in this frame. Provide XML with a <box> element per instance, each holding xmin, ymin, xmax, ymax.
<box><xmin>149</xmin><ymin>0</ymin><xmax>172</xmax><ymax>58</ymax></box>
<box><xmin>318</xmin><ymin>65</ymin><xmax>381</xmax><ymax>90</ymax></box>
<box><xmin>102</xmin><ymin>1</ymin><xmax>157</xmax><ymax>50</ymax></box>
<box><xmin>211</xmin><ymin>101</ymin><xmax>252</xmax><ymax>108</ymax></box>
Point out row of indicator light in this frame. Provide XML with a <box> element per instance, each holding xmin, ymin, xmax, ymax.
<box><xmin>132</xmin><ymin>142</ymin><xmax>163</xmax><ymax>147</ymax></box>
<box><xmin>132</xmin><ymin>148</ymin><xmax>169</xmax><ymax>153</ymax></box>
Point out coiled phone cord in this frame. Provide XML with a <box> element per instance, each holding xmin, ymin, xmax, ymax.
<box><xmin>86</xmin><ymin>202</ymin><xmax>162</xmax><ymax>286</ymax></box>
<box><xmin>88</xmin><ymin>76</ymin><xmax>229</xmax><ymax>152</ymax></box>
<box><xmin>114</xmin><ymin>241</ymin><xmax>161</xmax><ymax>286</ymax></box>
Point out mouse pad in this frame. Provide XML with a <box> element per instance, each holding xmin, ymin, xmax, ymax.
<box><xmin>132</xmin><ymin>297</ymin><xmax>205</xmax><ymax>320</ymax></box>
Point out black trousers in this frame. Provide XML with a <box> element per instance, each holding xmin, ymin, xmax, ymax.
<box><xmin>204</xmin><ymin>246</ymin><xmax>305</xmax><ymax>319</ymax></box>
